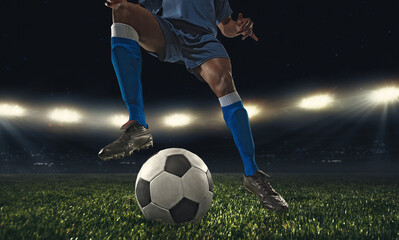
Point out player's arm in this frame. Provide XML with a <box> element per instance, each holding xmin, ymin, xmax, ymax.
<box><xmin>218</xmin><ymin>13</ymin><xmax>259</xmax><ymax>41</ymax></box>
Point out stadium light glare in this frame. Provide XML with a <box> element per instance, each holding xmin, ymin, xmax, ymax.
<box><xmin>109</xmin><ymin>114</ymin><xmax>129</xmax><ymax>127</ymax></box>
<box><xmin>48</xmin><ymin>108</ymin><xmax>82</xmax><ymax>123</ymax></box>
<box><xmin>298</xmin><ymin>94</ymin><xmax>334</xmax><ymax>110</ymax></box>
<box><xmin>163</xmin><ymin>113</ymin><xmax>193</xmax><ymax>127</ymax></box>
<box><xmin>371</xmin><ymin>87</ymin><xmax>399</xmax><ymax>103</ymax></box>
<box><xmin>0</xmin><ymin>103</ymin><xmax>26</xmax><ymax>117</ymax></box>
<box><xmin>244</xmin><ymin>104</ymin><xmax>261</xmax><ymax>118</ymax></box>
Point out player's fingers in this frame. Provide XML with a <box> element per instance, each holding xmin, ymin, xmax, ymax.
<box><xmin>241</xmin><ymin>30</ymin><xmax>251</xmax><ymax>40</ymax></box>
<box><xmin>243</xmin><ymin>27</ymin><xmax>257</xmax><ymax>41</ymax></box>
<box><xmin>237</xmin><ymin>13</ymin><xmax>244</xmax><ymax>24</ymax></box>
<box><xmin>236</xmin><ymin>20</ymin><xmax>251</xmax><ymax>34</ymax></box>
<box><xmin>251</xmin><ymin>32</ymin><xmax>259</xmax><ymax>41</ymax></box>
<box><xmin>242</xmin><ymin>19</ymin><xmax>253</xmax><ymax>32</ymax></box>
<box><xmin>237</xmin><ymin>21</ymin><xmax>252</xmax><ymax>37</ymax></box>
<box><xmin>239</xmin><ymin>20</ymin><xmax>248</xmax><ymax>32</ymax></box>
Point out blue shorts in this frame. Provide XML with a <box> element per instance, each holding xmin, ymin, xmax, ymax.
<box><xmin>150</xmin><ymin>14</ymin><xmax>230</xmax><ymax>81</ymax></box>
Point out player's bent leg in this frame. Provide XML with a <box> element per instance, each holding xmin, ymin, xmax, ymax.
<box><xmin>194</xmin><ymin>58</ymin><xmax>236</xmax><ymax>98</ymax></box>
<box><xmin>196</xmin><ymin>58</ymin><xmax>289</xmax><ymax>211</ymax></box>
<box><xmin>98</xmin><ymin>3</ymin><xmax>163</xmax><ymax>161</ymax></box>
<box><xmin>111</xmin><ymin>2</ymin><xmax>165</xmax><ymax>124</ymax></box>
<box><xmin>196</xmin><ymin>58</ymin><xmax>258</xmax><ymax>175</ymax></box>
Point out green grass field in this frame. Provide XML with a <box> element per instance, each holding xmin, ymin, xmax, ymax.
<box><xmin>0</xmin><ymin>173</ymin><xmax>398</xmax><ymax>239</ymax></box>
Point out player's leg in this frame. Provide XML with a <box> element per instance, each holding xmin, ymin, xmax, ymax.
<box><xmin>98</xmin><ymin>3</ymin><xmax>162</xmax><ymax>161</ymax></box>
<box><xmin>195</xmin><ymin>57</ymin><xmax>288</xmax><ymax>211</ymax></box>
<box><xmin>195</xmin><ymin>57</ymin><xmax>258</xmax><ymax>176</ymax></box>
<box><xmin>111</xmin><ymin>2</ymin><xmax>165</xmax><ymax>126</ymax></box>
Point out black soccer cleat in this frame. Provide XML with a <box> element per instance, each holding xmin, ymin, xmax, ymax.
<box><xmin>243</xmin><ymin>170</ymin><xmax>289</xmax><ymax>212</ymax></box>
<box><xmin>98</xmin><ymin>120</ymin><xmax>153</xmax><ymax>161</ymax></box>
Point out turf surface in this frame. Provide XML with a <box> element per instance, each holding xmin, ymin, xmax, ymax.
<box><xmin>0</xmin><ymin>173</ymin><xmax>398</xmax><ymax>239</ymax></box>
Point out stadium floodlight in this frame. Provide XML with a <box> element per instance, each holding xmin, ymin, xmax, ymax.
<box><xmin>163</xmin><ymin>113</ymin><xmax>193</xmax><ymax>127</ymax></box>
<box><xmin>109</xmin><ymin>114</ymin><xmax>129</xmax><ymax>127</ymax></box>
<box><xmin>298</xmin><ymin>94</ymin><xmax>334</xmax><ymax>110</ymax></box>
<box><xmin>0</xmin><ymin>103</ymin><xmax>26</xmax><ymax>117</ymax></box>
<box><xmin>244</xmin><ymin>104</ymin><xmax>261</xmax><ymax>118</ymax></box>
<box><xmin>370</xmin><ymin>87</ymin><xmax>399</xmax><ymax>103</ymax></box>
<box><xmin>48</xmin><ymin>108</ymin><xmax>82</xmax><ymax>123</ymax></box>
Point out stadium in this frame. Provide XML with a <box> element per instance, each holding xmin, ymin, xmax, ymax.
<box><xmin>1</xmin><ymin>0</ymin><xmax>398</xmax><ymax>238</ymax></box>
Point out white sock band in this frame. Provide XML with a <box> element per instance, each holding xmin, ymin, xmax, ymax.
<box><xmin>111</xmin><ymin>23</ymin><xmax>139</xmax><ymax>41</ymax></box>
<box><xmin>219</xmin><ymin>91</ymin><xmax>242</xmax><ymax>107</ymax></box>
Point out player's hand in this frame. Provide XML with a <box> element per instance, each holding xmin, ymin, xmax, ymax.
<box><xmin>236</xmin><ymin>13</ymin><xmax>259</xmax><ymax>41</ymax></box>
<box><xmin>105</xmin><ymin>0</ymin><xmax>126</xmax><ymax>8</ymax></box>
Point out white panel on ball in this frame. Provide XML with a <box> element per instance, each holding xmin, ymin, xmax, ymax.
<box><xmin>182</xmin><ymin>168</ymin><xmax>209</xmax><ymax>202</ymax></box>
<box><xmin>193</xmin><ymin>191</ymin><xmax>213</xmax><ymax>222</ymax></box>
<box><xmin>183</xmin><ymin>150</ymin><xmax>208</xmax><ymax>172</ymax></box>
<box><xmin>158</xmin><ymin>148</ymin><xmax>187</xmax><ymax>156</ymax></box>
<box><xmin>142</xmin><ymin>202</ymin><xmax>174</xmax><ymax>223</ymax></box>
<box><xmin>150</xmin><ymin>172</ymin><xmax>183</xmax><ymax>209</ymax></box>
<box><xmin>137</xmin><ymin>153</ymin><xmax>167</xmax><ymax>183</ymax></box>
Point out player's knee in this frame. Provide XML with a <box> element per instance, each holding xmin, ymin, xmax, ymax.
<box><xmin>212</xmin><ymin>71</ymin><xmax>235</xmax><ymax>97</ymax></box>
<box><xmin>112</xmin><ymin>2</ymin><xmax>129</xmax><ymax>17</ymax></box>
<box><xmin>113</xmin><ymin>2</ymin><xmax>139</xmax><ymax>23</ymax></box>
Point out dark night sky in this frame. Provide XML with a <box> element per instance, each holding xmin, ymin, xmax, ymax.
<box><xmin>1</xmin><ymin>0</ymin><xmax>398</xmax><ymax>100</ymax></box>
<box><xmin>1</xmin><ymin>0</ymin><xmax>399</xmax><ymax>173</ymax></box>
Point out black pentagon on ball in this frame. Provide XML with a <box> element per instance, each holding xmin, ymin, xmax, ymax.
<box><xmin>164</xmin><ymin>154</ymin><xmax>192</xmax><ymax>177</ymax></box>
<box><xmin>206</xmin><ymin>170</ymin><xmax>213</xmax><ymax>192</ymax></box>
<box><xmin>136</xmin><ymin>178</ymin><xmax>151</xmax><ymax>207</ymax></box>
<box><xmin>170</xmin><ymin>198</ymin><xmax>199</xmax><ymax>223</ymax></box>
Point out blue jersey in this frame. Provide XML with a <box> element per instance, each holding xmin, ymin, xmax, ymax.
<box><xmin>139</xmin><ymin>0</ymin><xmax>233</xmax><ymax>36</ymax></box>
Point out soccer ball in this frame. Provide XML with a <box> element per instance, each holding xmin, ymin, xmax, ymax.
<box><xmin>135</xmin><ymin>148</ymin><xmax>213</xmax><ymax>224</ymax></box>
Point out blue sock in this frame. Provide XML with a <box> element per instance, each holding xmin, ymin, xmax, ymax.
<box><xmin>111</xmin><ymin>23</ymin><xmax>147</xmax><ymax>128</ymax></box>
<box><xmin>220</xmin><ymin>92</ymin><xmax>259</xmax><ymax>176</ymax></box>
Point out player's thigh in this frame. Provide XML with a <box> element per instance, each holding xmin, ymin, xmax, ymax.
<box><xmin>112</xmin><ymin>3</ymin><xmax>165</xmax><ymax>56</ymax></box>
<box><xmin>195</xmin><ymin>57</ymin><xmax>236</xmax><ymax>97</ymax></box>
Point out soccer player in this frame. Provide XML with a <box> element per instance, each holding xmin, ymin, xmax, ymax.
<box><xmin>99</xmin><ymin>0</ymin><xmax>289</xmax><ymax>211</ymax></box>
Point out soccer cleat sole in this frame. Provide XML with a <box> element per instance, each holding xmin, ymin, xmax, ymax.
<box><xmin>99</xmin><ymin>140</ymin><xmax>154</xmax><ymax>161</ymax></box>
